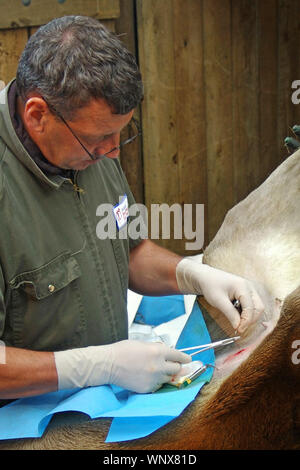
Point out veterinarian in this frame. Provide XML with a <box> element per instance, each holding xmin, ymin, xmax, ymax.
<box><xmin>0</xmin><ymin>16</ymin><xmax>264</xmax><ymax>399</ymax></box>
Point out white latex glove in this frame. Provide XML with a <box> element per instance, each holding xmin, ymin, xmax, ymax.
<box><xmin>54</xmin><ymin>340</ymin><xmax>191</xmax><ymax>394</ymax></box>
<box><xmin>176</xmin><ymin>258</ymin><xmax>264</xmax><ymax>334</ymax></box>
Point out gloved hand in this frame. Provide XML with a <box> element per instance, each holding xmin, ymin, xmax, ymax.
<box><xmin>54</xmin><ymin>340</ymin><xmax>191</xmax><ymax>394</ymax></box>
<box><xmin>176</xmin><ymin>257</ymin><xmax>264</xmax><ymax>334</ymax></box>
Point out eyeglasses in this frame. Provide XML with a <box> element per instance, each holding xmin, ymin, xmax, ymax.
<box><xmin>44</xmin><ymin>99</ymin><xmax>141</xmax><ymax>161</ymax></box>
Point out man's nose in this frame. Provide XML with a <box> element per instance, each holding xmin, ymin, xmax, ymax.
<box><xmin>95</xmin><ymin>134</ymin><xmax>120</xmax><ymax>159</ymax></box>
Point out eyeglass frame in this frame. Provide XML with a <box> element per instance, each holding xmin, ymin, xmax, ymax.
<box><xmin>42</xmin><ymin>98</ymin><xmax>142</xmax><ymax>161</ymax></box>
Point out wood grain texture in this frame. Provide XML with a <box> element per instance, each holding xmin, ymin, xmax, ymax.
<box><xmin>203</xmin><ymin>0</ymin><xmax>234</xmax><ymax>242</ymax></box>
<box><xmin>257</xmin><ymin>0</ymin><xmax>279</xmax><ymax>184</ymax></box>
<box><xmin>0</xmin><ymin>0</ymin><xmax>120</xmax><ymax>29</ymax></box>
<box><xmin>277</xmin><ymin>0</ymin><xmax>300</xmax><ymax>161</ymax></box>
<box><xmin>135</xmin><ymin>0</ymin><xmax>300</xmax><ymax>251</ymax></box>
<box><xmin>137</xmin><ymin>0</ymin><xmax>181</xmax><ymax>252</ymax></box>
<box><xmin>232</xmin><ymin>0</ymin><xmax>260</xmax><ymax>205</ymax></box>
<box><xmin>173</xmin><ymin>0</ymin><xmax>208</xmax><ymax>251</ymax></box>
<box><xmin>0</xmin><ymin>28</ymin><xmax>28</xmax><ymax>84</ymax></box>
<box><xmin>116</xmin><ymin>0</ymin><xmax>144</xmax><ymax>204</ymax></box>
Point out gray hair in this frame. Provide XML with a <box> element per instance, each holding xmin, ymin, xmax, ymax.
<box><xmin>16</xmin><ymin>15</ymin><xmax>143</xmax><ymax>119</ymax></box>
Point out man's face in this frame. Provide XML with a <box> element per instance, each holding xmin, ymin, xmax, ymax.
<box><xmin>28</xmin><ymin>97</ymin><xmax>134</xmax><ymax>171</ymax></box>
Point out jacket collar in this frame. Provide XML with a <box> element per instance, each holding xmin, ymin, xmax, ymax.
<box><xmin>0</xmin><ymin>80</ymin><xmax>67</xmax><ymax>189</ymax></box>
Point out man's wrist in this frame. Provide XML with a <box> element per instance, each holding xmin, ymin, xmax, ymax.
<box><xmin>54</xmin><ymin>345</ymin><xmax>113</xmax><ymax>390</ymax></box>
<box><xmin>175</xmin><ymin>257</ymin><xmax>208</xmax><ymax>295</ymax></box>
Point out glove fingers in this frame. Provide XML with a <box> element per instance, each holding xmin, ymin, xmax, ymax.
<box><xmin>238</xmin><ymin>290</ymin><xmax>264</xmax><ymax>333</ymax></box>
<box><xmin>151</xmin><ymin>373</ymin><xmax>177</xmax><ymax>392</ymax></box>
<box><xmin>138</xmin><ymin>370</ymin><xmax>181</xmax><ymax>393</ymax></box>
<box><xmin>212</xmin><ymin>297</ymin><xmax>241</xmax><ymax>330</ymax></box>
<box><xmin>164</xmin><ymin>360</ymin><xmax>183</xmax><ymax>377</ymax></box>
<box><xmin>250</xmin><ymin>290</ymin><xmax>265</xmax><ymax>320</ymax></box>
<box><xmin>165</xmin><ymin>348</ymin><xmax>192</xmax><ymax>364</ymax></box>
<box><xmin>150</xmin><ymin>350</ymin><xmax>191</xmax><ymax>390</ymax></box>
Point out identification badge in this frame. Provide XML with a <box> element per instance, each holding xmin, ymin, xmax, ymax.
<box><xmin>113</xmin><ymin>194</ymin><xmax>129</xmax><ymax>230</ymax></box>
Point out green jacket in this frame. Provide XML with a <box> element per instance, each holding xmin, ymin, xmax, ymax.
<box><xmin>0</xmin><ymin>81</ymin><xmax>141</xmax><ymax>352</ymax></box>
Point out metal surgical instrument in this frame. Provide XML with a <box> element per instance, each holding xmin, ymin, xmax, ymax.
<box><xmin>178</xmin><ymin>336</ymin><xmax>240</xmax><ymax>357</ymax></box>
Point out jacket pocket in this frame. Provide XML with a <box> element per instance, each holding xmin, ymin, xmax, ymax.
<box><xmin>8</xmin><ymin>252</ymin><xmax>86</xmax><ymax>351</ymax></box>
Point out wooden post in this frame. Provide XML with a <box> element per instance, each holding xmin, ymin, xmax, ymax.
<box><xmin>257</xmin><ymin>0</ymin><xmax>279</xmax><ymax>184</ymax></box>
<box><xmin>0</xmin><ymin>28</ymin><xmax>28</xmax><ymax>84</ymax></box>
<box><xmin>203</xmin><ymin>0</ymin><xmax>234</xmax><ymax>242</ymax></box>
<box><xmin>0</xmin><ymin>0</ymin><xmax>120</xmax><ymax>29</ymax></box>
<box><xmin>232</xmin><ymin>0</ymin><xmax>260</xmax><ymax>205</ymax></box>
<box><xmin>116</xmin><ymin>0</ymin><xmax>144</xmax><ymax>204</ymax></box>
<box><xmin>137</xmin><ymin>0</ymin><xmax>207</xmax><ymax>254</ymax></box>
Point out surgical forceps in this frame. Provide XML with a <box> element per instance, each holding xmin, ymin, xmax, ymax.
<box><xmin>178</xmin><ymin>336</ymin><xmax>240</xmax><ymax>357</ymax></box>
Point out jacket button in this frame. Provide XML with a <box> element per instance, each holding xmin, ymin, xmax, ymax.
<box><xmin>48</xmin><ymin>284</ymin><xmax>55</xmax><ymax>293</ymax></box>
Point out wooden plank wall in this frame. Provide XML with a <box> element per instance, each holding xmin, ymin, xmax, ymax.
<box><xmin>0</xmin><ymin>1</ymin><xmax>119</xmax><ymax>82</ymax></box>
<box><xmin>115</xmin><ymin>0</ymin><xmax>144</xmax><ymax>205</ymax></box>
<box><xmin>0</xmin><ymin>0</ymin><xmax>299</xmax><ymax>256</ymax></box>
<box><xmin>136</xmin><ymin>0</ymin><xmax>300</xmax><ymax>255</ymax></box>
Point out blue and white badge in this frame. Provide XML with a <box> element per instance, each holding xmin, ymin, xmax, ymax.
<box><xmin>113</xmin><ymin>194</ymin><xmax>129</xmax><ymax>231</ymax></box>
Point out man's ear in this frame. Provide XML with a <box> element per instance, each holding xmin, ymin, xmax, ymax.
<box><xmin>0</xmin><ymin>81</ymin><xmax>5</xmax><ymax>91</ymax></box>
<box><xmin>23</xmin><ymin>97</ymin><xmax>49</xmax><ymax>133</ymax></box>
